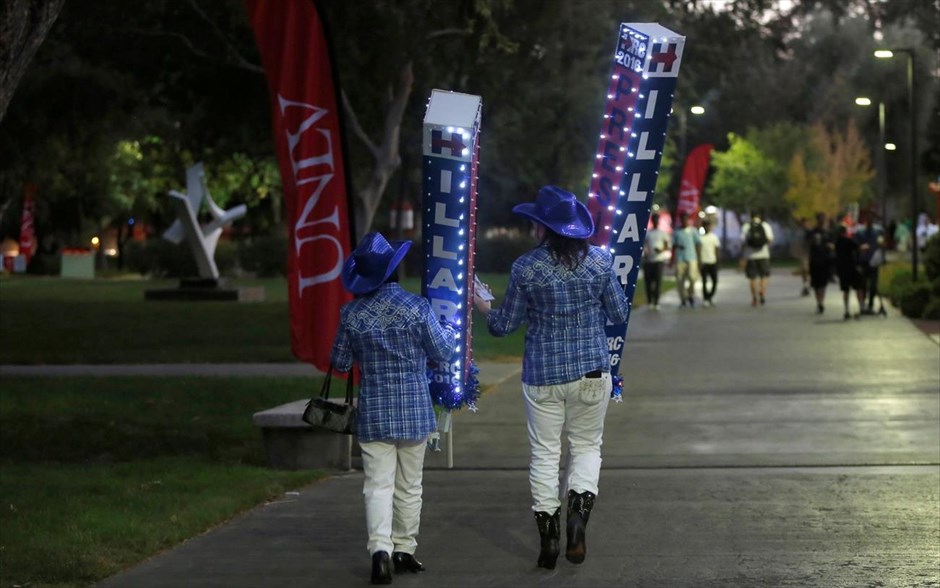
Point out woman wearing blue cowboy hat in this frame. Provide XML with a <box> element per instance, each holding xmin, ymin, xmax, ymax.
<box><xmin>473</xmin><ymin>186</ymin><xmax>629</xmax><ymax>569</ymax></box>
<box><xmin>330</xmin><ymin>232</ymin><xmax>457</xmax><ymax>585</ymax></box>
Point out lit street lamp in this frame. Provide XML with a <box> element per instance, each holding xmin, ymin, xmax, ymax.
<box><xmin>875</xmin><ymin>48</ymin><xmax>918</xmax><ymax>280</ymax></box>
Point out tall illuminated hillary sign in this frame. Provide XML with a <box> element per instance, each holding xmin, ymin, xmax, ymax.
<box><xmin>587</xmin><ymin>23</ymin><xmax>685</xmax><ymax>394</ymax></box>
<box><xmin>422</xmin><ymin>90</ymin><xmax>482</xmax><ymax>412</ymax></box>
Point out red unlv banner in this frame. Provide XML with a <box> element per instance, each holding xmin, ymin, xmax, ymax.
<box><xmin>246</xmin><ymin>0</ymin><xmax>353</xmax><ymax>371</ymax></box>
<box><xmin>677</xmin><ymin>144</ymin><xmax>713</xmax><ymax>217</ymax></box>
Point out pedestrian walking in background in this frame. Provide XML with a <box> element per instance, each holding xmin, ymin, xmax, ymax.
<box><xmin>330</xmin><ymin>232</ymin><xmax>458</xmax><ymax>585</ymax></box>
<box><xmin>791</xmin><ymin>216</ymin><xmax>811</xmax><ymax>297</ymax></box>
<box><xmin>894</xmin><ymin>218</ymin><xmax>912</xmax><ymax>253</ymax></box>
<box><xmin>886</xmin><ymin>219</ymin><xmax>898</xmax><ymax>250</ymax></box>
<box><xmin>833</xmin><ymin>224</ymin><xmax>865</xmax><ymax>320</ymax></box>
<box><xmin>915</xmin><ymin>213</ymin><xmax>939</xmax><ymax>252</ymax></box>
<box><xmin>473</xmin><ymin>186</ymin><xmax>629</xmax><ymax>570</ymax></box>
<box><xmin>672</xmin><ymin>212</ymin><xmax>701</xmax><ymax>308</ymax></box>
<box><xmin>699</xmin><ymin>219</ymin><xmax>721</xmax><ymax>306</ymax></box>
<box><xmin>855</xmin><ymin>215</ymin><xmax>887</xmax><ymax>316</ymax></box>
<box><xmin>741</xmin><ymin>213</ymin><xmax>774</xmax><ymax>306</ymax></box>
<box><xmin>642</xmin><ymin>211</ymin><xmax>671</xmax><ymax>310</ymax></box>
<box><xmin>807</xmin><ymin>212</ymin><xmax>834</xmax><ymax>314</ymax></box>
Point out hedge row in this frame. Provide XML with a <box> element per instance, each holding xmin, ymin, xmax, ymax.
<box><xmin>123</xmin><ymin>233</ymin><xmax>540</xmax><ymax>278</ymax></box>
<box><xmin>883</xmin><ymin>234</ymin><xmax>940</xmax><ymax>320</ymax></box>
<box><xmin>124</xmin><ymin>235</ymin><xmax>287</xmax><ymax>278</ymax></box>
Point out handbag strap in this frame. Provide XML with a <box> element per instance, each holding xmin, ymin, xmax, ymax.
<box><xmin>319</xmin><ymin>365</ymin><xmax>334</xmax><ymax>400</ymax></box>
<box><xmin>344</xmin><ymin>366</ymin><xmax>356</xmax><ymax>405</ymax></box>
<box><xmin>322</xmin><ymin>365</ymin><xmax>356</xmax><ymax>405</ymax></box>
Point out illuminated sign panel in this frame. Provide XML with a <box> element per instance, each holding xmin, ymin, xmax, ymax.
<box><xmin>587</xmin><ymin>23</ymin><xmax>685</xmax><ymax>393</ymax></box>
<box><xmin>422</xmin><ymin>90</ymin><xmax>482</xmax><ymax>413</ymax></box>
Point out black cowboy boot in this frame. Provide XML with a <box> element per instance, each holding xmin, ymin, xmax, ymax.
<box><xmin>565</xmin><ymin>490</ymin><xmax>596</xmax><ymax>564</ymax></box>
<box><xmin>534</xmin><ymin>509</ymin><xmax>561</xmax><ymax>569</ymax></box>
<box><xmin>371</xmin><ymin>551</ymin><xmax>392</xmax><ymax>584</ymax></box>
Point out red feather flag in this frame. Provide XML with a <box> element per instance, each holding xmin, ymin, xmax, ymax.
<box><xmin>246</xmin><ymin>0</ymin><xmax>355</xmax><ymax>371</ymax></box>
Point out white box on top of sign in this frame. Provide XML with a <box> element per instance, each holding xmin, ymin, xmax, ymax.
<box><xmin>422</xmin><ymin>90</ymin><xmax>482</xmax><ymax>162</ymax></box>
<box><xmin>620</xmin><ymin>22</ymin><xmax>685</xmax><ymax>78</ymax></box>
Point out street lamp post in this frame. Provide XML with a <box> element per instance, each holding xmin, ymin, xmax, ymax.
<box><xmin>875</xmin><ymin>48</ymin><xmax>918</xmax><ymax>280</ymax></box>
<box><xmin>855</xmin><ymin>96</ymin><xmax>888</xmax><ymax>223</ymax></box>
<box><xmin>676</xmin><ymin>104</ymin><xmax>706</xmax><ymax>172</ymax></box>
<box><xmin>878</xmin><ymin>100</ymin><xmax>886</xmax><ymax>222</ymax></box>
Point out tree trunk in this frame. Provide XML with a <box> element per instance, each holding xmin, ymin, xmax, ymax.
<box><xmin>343</xmin><ymin>61</ymin><xmax>414</xmax><ymax>240</ymax></box>
<box><xmin>0</xmin><ymin>0</ymin><xmax>65</xmax><ymax>124</ymax></box>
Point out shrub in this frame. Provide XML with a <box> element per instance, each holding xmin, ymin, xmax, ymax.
<box><xmin>475</xmin><ymin>233</ymin><xmax>536</xmax><ymax>273</ymax></box>
<box><xmin>923</xmin><ymin>297</ymin><xmax>940</xmax><ymax>320</ymax></box>
<box><xmin>237</xmin><ymin>235</ymin><xmax>288</xmax><ymax>277</ymax></box>
<box><xmin>895</xmin><ymin>280</ymin><xmax>931</xmax><ymax>319</ymax></box>
<box><xmin>124</xmin><ymin>240</ymin><xmax>156</xmax><ymax>276</ymax></box>
<box><xmin>884</xmin><ymin>264</ymin><xmax>913</xmax><ymax>306</ymax></box>
<box><xmin>131</xmin><ymin>239</ymin><xmax>197</xmax><ymax>277</ymax></box>
<box><xmin>25</xmin><ymin>252</ymin><xmax>62</xmax><ymax>276</ymax></box>
<box><xmin>123</xmin><ymin>238</ymin><xmax>237</xmax><ymax>278</ymax></box>
<box><xmin>924</xmin><ymin>233</ymin><xmax>940</xmax><ymax>281</ymax></box>
<box><xmin>214</xmin><ymin>241</ymin><xmax>238</xmax><ymax>275</ymax></box>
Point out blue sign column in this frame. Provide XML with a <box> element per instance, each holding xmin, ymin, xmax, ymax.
<box><xmin>586</xmin><ymin>23</ymin><xmax>686</xmax><ymax>398</ymax></box>
<box><xmin>421</xmin><ymin>90</ymin><xmax>483</xmax><ymax>426</ymax></box>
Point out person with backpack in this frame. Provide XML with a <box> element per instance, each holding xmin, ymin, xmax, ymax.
<box><xmin>740</xmin><ymin>213</ymin><xmax>774</xmax><ymax>306</ymax></box>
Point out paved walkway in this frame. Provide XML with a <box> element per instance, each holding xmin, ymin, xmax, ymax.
<box><xmin>22</xmin><ymin>269</ymin><xmax>939</xmax><ymax>587</ymax></box>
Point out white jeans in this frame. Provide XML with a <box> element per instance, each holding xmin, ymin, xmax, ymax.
<box><xmin>522</xmin><ymin>373</ymin><xmax>611</xmax><ymax>513</ymax></box>
<box><xmin>360</xmin><ymin>438</ymin><xmax>427</xmax><ymax>556</ymax></box>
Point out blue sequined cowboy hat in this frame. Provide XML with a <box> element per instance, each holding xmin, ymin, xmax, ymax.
<box><xmin>512</xmin><ymin>185</ymin><xmax>594</xmax><ymax>238</ymax></box>
<box><xmin>341</xmin><ymin>232</ymin><xmax>411</xmax><ymax>295</ymax></box>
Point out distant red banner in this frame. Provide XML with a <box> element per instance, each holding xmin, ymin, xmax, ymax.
<box><xmin>19</xmin><ymin>183</ymin><xmax>36</xmax><ymax>263</ymax></box>
<box><xmin>246</xmin><ymin>0</ymin><xmax>353</xmax><ymax>371</ymax></box>
<box><xmin>677</xmin><ymin>144</ymin><xmax>712</xmax><ymax>217</ymax></box>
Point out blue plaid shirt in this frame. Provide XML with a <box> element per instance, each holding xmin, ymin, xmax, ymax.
<box><xmin>330</xmin><ymin>283</ymin><xmax>457</xmax><ymax>442</ymax></box>
<box><xmin>487</xmin><ymin>245</ymin><xmax>630</xmax><ymax>386</ymax></box>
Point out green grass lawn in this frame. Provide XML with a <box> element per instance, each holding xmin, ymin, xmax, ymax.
<box><xmin>0</xmin><ymin>274</ymin><xmax>529</xmax><ymax>364</ymax></box>
<box><xmin>0</xmin><ymin>271</ymin><xmax>655</xmax><ymax>364</ymax></box>
<box><xmin>0</xmin><ymin>276</ymin><xmax>295</xmax><ymax>364</ymax></box>
<box><xmin>0</xmin><ymin>376</ymin><xmax>325</xmax><ymax>588</ymax></box>
<box><xmin>0</xmin><ymin>268</ymin><xmax>659</xmax><ymax>587</ymax></box>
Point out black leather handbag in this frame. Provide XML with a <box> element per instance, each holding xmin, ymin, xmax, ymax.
<box><xmin>302</xmin><ymin>366</ymin><xmax>358</xmax><ymax>435</ymax></box>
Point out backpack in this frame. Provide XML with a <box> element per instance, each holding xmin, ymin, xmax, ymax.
<box><xmin>745</xmin><ymin>222</ymin><xmax>768</xmax><ymax>249</ymax></box>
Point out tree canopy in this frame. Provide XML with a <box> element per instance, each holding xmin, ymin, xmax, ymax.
<box><xmin>0</xmin><ymin>0</ymin><xmax>936</xmax><ymax>252</ymax></box>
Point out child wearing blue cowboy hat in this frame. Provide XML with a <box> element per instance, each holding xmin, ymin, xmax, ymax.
<box><xmin>330</xmin><ymin>231</ymin><xmax>457</xmax><ymax>584</ymax></box>
<box><xmin>473</xmin><ymin>186</ymin><xmax>630</xmax><ymax>569</ymax></box>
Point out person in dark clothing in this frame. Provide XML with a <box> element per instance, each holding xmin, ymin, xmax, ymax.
<box><xmin>806</xmin><ymin>212</ymin><xmax>834</xmax><ymax>314</ymax></box>
<box><xmin>833</xmin><ymin>224</ymin><xmax>865</xmax><ymax>320</ymax></box>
